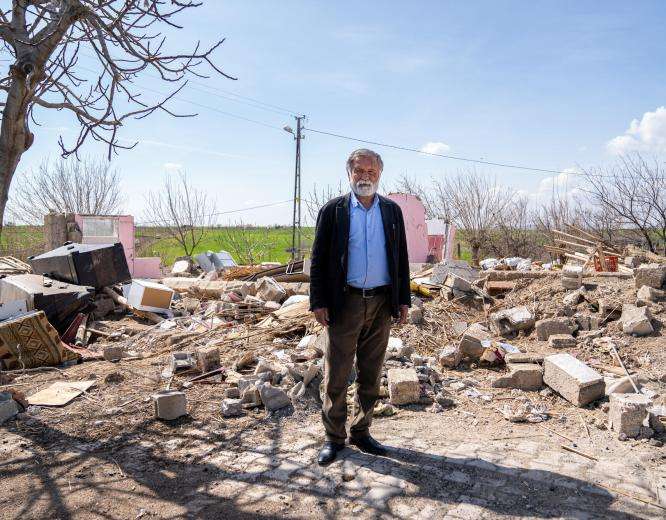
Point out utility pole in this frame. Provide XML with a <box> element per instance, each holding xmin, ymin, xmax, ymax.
<box><xmin>285</xmin><ymin>115</ymin><xmax>305</xmax><ymax>262</ymax></box>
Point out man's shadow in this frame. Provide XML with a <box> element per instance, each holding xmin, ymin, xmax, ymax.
<box><xmin>0</xmin><ymin>417</ymin><xmax>658</xmax><ymax>520</ymax></box>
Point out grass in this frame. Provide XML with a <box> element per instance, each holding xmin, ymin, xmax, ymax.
<box><xmin>136</xmin><ymin>226</ymin><xmax>315</xmax><ymax>266</ymax></box>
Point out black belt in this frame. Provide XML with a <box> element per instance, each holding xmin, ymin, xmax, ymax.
<box><xmin>346</xmin><ymin>285</ymin><xmax>390</xmax><ymax>298</ymax></box>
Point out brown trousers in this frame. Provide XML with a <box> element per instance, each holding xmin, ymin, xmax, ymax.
<box><xmin>322</xmin><ymin>292</ymin><xmax>392</xmax><ymax>443</ymax></box>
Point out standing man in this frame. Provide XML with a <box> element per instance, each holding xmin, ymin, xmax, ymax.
<box><xmin>309</xmin><ymin>148</ymin><xmax>411</xmax><ymax>466</ymax></box>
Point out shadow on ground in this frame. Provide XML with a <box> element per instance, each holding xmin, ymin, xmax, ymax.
<box><xmin>0</xmin><ymin>416</ymin><xmax>653</xmax><ymax>520</ymax></box>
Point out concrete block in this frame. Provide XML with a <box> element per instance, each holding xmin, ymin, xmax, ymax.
<box><xmin>619</xmin><ymin>304</ymin><xmax>653</xmax><ymax>336</ymax></box>
<box><xmin>634</xmin><ymin>263</ymin><xmax>666</xmax><ymax>289</ymax></box>
<box><xmin>195</xmin><ymin>346</ymin><xmax>220</xmax><ymax>373</ymax></box>
<box><xmin>543</xmin><ymin>353</ymin><xmax>604</xmax><ymax>407</ymax></box>
<box><xmin>489</xmin><ymin>306</ymin><xmax>535</xmax><ymax>336</ymax></box>
<box><xmin>491</xmin><ymin>363</ymin><xmax>543</xmax><ymax>391</ymax></box>
<box><xmin>224</xmin><ymin>387</ymin><xmax>240</xmax><ymax>399</ymax></box>
<box><xmin>438</xmin><ymin>345</ymin><xmax>463</xmax><ymax>368</ymax></box>
<box><xmin>648</xmin><ymin>405</ymin><xmax>666</xmax><ymax>433</ymax></box>
<box><xmin>459</xmin><ymin>323</ymin><xmax>491</xmax><ymax>358</ymax></box>
<box><xmin>535</xmin><ymin>318</ymin><xmax>575</xmax><ymax>341</ymax></box>
<box><xmin>258</xmin><ymin>383</ymin><xmax>290</xmax><ymax>411</ymax></box>
<box><xmin>240</xmin><ymin>385</ymin><xmax>261</xmax><ymax>406</ymax></box>
<box><xmin>387</xmin><ymin>368</ymin><xmax>421</xmax><ymax>405</ymax></box>
<box><xmin>636</xmin><ymin>285</ymin><xmax>665</xmax><ymax>304</ymax></box>
<box><xmin>505</xmin><ymin>352</ymin><xmax>544</xmax><ymax>364</ymax></box>
<box><xmin>0</xmin><ymin>392</ymin><xmax>21</xmax><ymax>424</ymax></box>
<box><xmin>548</xmin><ymin>334</ymin><xmax>576</xmax><ymax>348</ymax></box>
<box><xmin>598</xmin><ymin>299</ymin><xmax>623</xmax><ymax>321</ymax></box>
<box><xmin>221</xmin><ymin>398</ymin><xmax>243</xmax><ymax>417</ymax></box>
<box><xmin>608</xmin><ymin>393</ymin><xmax>652</xmax><ymax>439</ymax></box>
<box><xmin>444</xmin><ymin>274</ymin><xmax>473</xmax><ymax>293</ymax></box>
<box><xmin>152</xmin><ymin>390</ymin><xmax>187</xmax><ymax>420</ymax></box>
<box><xmin>563</xmin><ymin>288</ymin><xmax>586</xmax><ymax>306</ymax></box>
<box><xmin>103</xmin><ymin>345</ymin><xmax>124</xmax><ymax>362</ymax></box>
<box><xmin>256</xmin><ymin>276</ymin><xmax>286</xmax><ymax>303</ymax></box>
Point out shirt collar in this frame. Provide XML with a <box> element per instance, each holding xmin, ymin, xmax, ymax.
<box><xmin>350</xmin><ymin>191</ymin><xmax>379</xmax><ymax>209</ymax></box>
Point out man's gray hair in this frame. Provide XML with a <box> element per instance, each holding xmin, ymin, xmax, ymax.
<box><xmin>346</xmin><ymin>148</ymin><xmax>384</xmax><ymax>175</ymax></box>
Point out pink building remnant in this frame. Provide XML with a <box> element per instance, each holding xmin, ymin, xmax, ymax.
<box><xmin>74</xmin><ymin>214</ymin><xmax>161</xmax><ymax>278</ymax></box>
<box><xmin>386</xmin><ymin>193</ymin><xmax>457</xmax><ymax>263</ymax></box>
<box><xmin>387</xmin><ymin>193</ymin><xmax>429</xmax><ymax>263</ymax></box>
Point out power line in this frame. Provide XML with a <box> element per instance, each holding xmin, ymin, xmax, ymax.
<box><xmin>304</xmin><ymin>127</ymin><xmax>579</xmax><ymax>176</ymax></box>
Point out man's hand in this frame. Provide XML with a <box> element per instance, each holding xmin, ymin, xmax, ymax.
<box><xmin>398</xmin><ymin>305</ymin><xmax>409</xmax><ymax>324</ymax></box>
<box><xmin>313</xmin><ymin>307</ymin><xmax>329</xmax><ymax>327</ymax></box>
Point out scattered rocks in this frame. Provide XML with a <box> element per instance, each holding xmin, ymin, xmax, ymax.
<box><xmin>548</xmin><ymin>334</ymin><xmax>576</xmax><ymax>349</ymax></box>
<box><xmin>608</xmin><ymin>393</ymin><xmax>653</xmax><ymax>439</ymax></box>
<box><xmin>598</xmin><ymin>298</ymin><xmax>623</xmax><ymax>322</ymax></box>
<box><xmin>221</xmin><ymin>398</ymin><xmax>243</xmax><ymax>417</ymax></box>
<box><xmin>103</xmin><ymin>345</ymin><xmax>124</xmax><ymax>362</ymax></box>
<box><xmin>0</xmin><ymin>392</ymin><xmax>22</xmax><ymax>424</ymax></box>
<box><xmin>152</xmin><ymin>390</ymin><xmax>187</xmax><ymax>421</ymax></box>
<box><xmin>535</xmin><ymin>318</ymin><xmax>575</xmax><ymax>341</ymax></box>
<box><xmin>387</xmin><ymin>368</ymin><xmax>421</xmax><ymax>405</ymax></box>
<box><xmin>438</xmin><ymin>345</ymin><xmax>463</xmax><ymax>368</ymax></box>
<box><xmin>489</xmin><ymin>306</ymin><xmax>535</xmax><ymax>336</ymax></box>
<box><xmin>634</xmin><ymin>263</ymin><xmax>666</xmax><ymax>289</ymax></box>
<box><xmin>258</xmin><ymin>383</ymin><xmax>290</xmax><ymax>411</ymax></box>
<box><xmin>492</xmin><ymin>363</ymin><xmax>543</xmax><ymax>391</ymax></box>
<box><xmin>636</xmin><ymin>285</ymin><xmax>665</xmax><ymax>305</ymax></box>
<box><xmin>459</xmin><ymin>323</ymin><xmax>491</xmax><ymax>358</ymax></box>
<box><xmin>619</xmin><ymin>304</ymin><xmax>653</xmax><ymax>336</ymax></box>
<box><xmin>543</xmin><ymin>353</ymin><xmax>604</xmax><ymax>407</ymax></box>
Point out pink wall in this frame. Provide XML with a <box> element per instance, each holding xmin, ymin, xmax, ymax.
<box><xmin>74</xmin><ymin>214</ymin><xmax>161</xmax><ymax>278</ymax></box>
<box><xmin>386</xmin><ymin>193</ymin><xmax>429</xmax><ymax>263</ymax></box>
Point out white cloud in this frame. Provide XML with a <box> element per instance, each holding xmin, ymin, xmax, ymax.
<box><xmin>606</xmin><ymin>106</ymin><xmax>666</xmax><ymax>155</ymax></box>
<box><xmin>527</xmin><ymin>167</ymin><xmax>585</xmax><ymax>206</ymax></box>
<box><xmin>163</xmin><ymin>162</ymin><xmax>183</xmax><ymax>173</ymax></box>
<box><xmin>419</xmin><ymin>142</ymin><xmax>451</xmax><ymax>155</ymax></box>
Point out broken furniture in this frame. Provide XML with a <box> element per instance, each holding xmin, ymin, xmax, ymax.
<box><xmin>0</xmin><ymin>310</ymin><xmax>79</xmax><ymax>369</ymax></box>
<box><xmin>125</xmin><ymin>279</ymin><xmax>174</xmax><ymax>313</ymax></box>
<box><xmin>28</xmin><ymin>242</ymin><xmax>131</xmax><ymax>289</ymax></box>
<box><xmin>195</xmin><ymin>250</ymin><xmax>237</xmax><ymax>272</ymax></box>
<box><xmin>0</xmin><ymin>274</ymin><xmax>93</xmax><ymax>331</ymax></box>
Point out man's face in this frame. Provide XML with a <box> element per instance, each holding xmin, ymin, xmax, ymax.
<box><xmin>349</xmin><ymin>155</ymin><xmax>381</xmax><ymax>197</ymax></box>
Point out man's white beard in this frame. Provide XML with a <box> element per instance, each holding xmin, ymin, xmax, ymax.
<box><xmin>351</xmin><ymin>180</ymin><xmax>378</xmax><ymax>197</ymax></box>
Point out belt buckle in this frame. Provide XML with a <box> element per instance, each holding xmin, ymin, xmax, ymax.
<box><xmin>362</xmin><ymin>287</ymin><xmax>372</xmax><ymax>299</ymax></box>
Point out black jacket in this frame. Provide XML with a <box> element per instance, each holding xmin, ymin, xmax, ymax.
<box><xmin>309</xmin><ymin>193</ymin><xmax>411</xmax><ymax>322</ymax></box>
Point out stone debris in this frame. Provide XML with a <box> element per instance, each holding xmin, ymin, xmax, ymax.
<box><xmin>438</xmin><ymin>345</ymin><xmax>463</xmax><ymax>368</ymax></box>
<box><xmin>195</xmin><ymin>345</ymin><xmax>221</xmax><ymax>373</ymax></box>
<box><xmin>221</xmin><ymin>398</ymin><xmax>243</xmax><ymax>417</ymax></box>
<box><xmin>548</xmin><ymin>334</ymin><xmax>576</xmax><ymax>349</ymax></box>
<box><xmin>561</xmin><ymin>266</ymin><xmax>583</xmax><ymax>290</ymax></box>
<box><xmin>492</xmin><ymin>362</ymin><xmax>543</xmax><ymax>391</ymax></box>
<box><xmin>636</xmin><ymin>285</ymin><xmax>665</xmax><ymax>305</ymax></box>
<box><xmin>489</xmin><ymin>306</ymin><xmax>535</xmax><ymax>336</ymax></box>
<box><xmin>152</xmin><ymin>390</ymin><xmax>187</xmax><ymax>420</ymax></box>
<box><xmin>103</xmin><ymin>345</ymin><xmax>124</xmax><ymax>362</ymax></box>
<box><xmin>634</xmin><ymin>263</ymin><xmax>666</xmax><ymax>289</ymax></box>
<box><xmin>0</xmin><ymin>391</ymin><xmax>22</xmax><ymax>424</ymax></box>
<box><xmin>385</xmin><ymin>336</ymin><xmax>414</xmax><ymax>360</ymax></box>
<box><xmin>543</xmin><ymin>353</ymin><xmax>604</xmax><ymax>407</ymax></box>
<box><xmin>608</xmin><ymin>393</ymin><xmax>653</xmax><ymax>439</ymax></box>
<box><xmin>501</xmin><ymin>397</ymin><xmax>549</xmax><ymax>423</ymax></box>
<box><xmin>387</xmin><ymin>368</ymin><xmax>421</xmax><ymax>405</ymax></box>
<box><xmin>598</xmin><ymin>298</ymin><xmax>623</xmax><ymax>322</ymax></box>
<box><xmin>256</xmin><ymin>276</ymin><xmax>287</xmax><ymax>303</ymax></box>
<box><xmin>459</xmin><ymin>323</ymin><xmax>491</xmax><ymax>358</ymax></box>
<box><xmin>619</xmin><ymin>304</ymin><xmax>653</xmax><ymax>336</ymax></box>
<box><xmin>535</xmin><ymin>318</ymin><xmax>576</xmax><ymax>341</ymax></box>
<box><xmin>563</xmin><ymin>287</ymin><xmax>586</xmax><ymax>306</ymax></box>
<box><xmin>505</xmin><ymin>352</ymin><xmax>544</xmax><ymax>364</ymax></box>
<box><xmin>258</xmin><ymin>383</ymin><xmax>291</xmax><ymax>411</ymax></box>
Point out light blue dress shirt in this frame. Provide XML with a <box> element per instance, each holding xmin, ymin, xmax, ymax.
<box><xmin>346</xmin><ymin>192</ymin><xmax>391</xmax><ymax>289</ymax></box>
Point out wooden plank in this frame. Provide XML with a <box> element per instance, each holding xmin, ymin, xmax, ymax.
<box><xmin>27</xmin><ymin>380</ymin><xmax>95</xmax><ymax>407</ymax></box>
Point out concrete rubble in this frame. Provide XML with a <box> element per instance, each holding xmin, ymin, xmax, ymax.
<box><xmin>619</xmin><ymin>304</ymin><xmax>654</xmax><ymax>336</ymax></box>
<box><xmin>608</xmin><ymin>393</ymin><xmax>653</xmax><ymax>439</ymax></box>
<box><xmin>535</xmin><ymin>317</ymin><xmax>576</xmax><ymax>341</ymax></box>
<box><xmin>543</xmin><ymin>353</ymin><xmax>605</xmax><ymax>407</ymax></box>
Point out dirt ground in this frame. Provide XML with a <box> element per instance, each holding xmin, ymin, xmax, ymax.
<box><xmin>1</xmin><ymin>274</ymin><xmax>666</xmax><ymax>519</ymax></box>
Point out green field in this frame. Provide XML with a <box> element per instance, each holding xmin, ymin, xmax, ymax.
<box><xmin>136</xmin><ymin>226</ymin><xmax>316</xmax><ymax>266</ymax></box>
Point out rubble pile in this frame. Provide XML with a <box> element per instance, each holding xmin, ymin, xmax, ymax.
<box><xmin>0</xmin><ymin>239</ymin><xmax>665</xmax><ymax>458</ymax></box>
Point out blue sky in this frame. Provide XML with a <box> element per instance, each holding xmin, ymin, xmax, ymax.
<box><xmin>13</xmin><ymin>1</ymin><xmax>666</xmax><ymax>224</ymax></box>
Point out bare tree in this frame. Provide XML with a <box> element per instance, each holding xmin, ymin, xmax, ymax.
<box><xmin>392</xmin><ymin>174</ymin><xmax>440</xmax><ymax>219</ymax></box>
<box><xmin>583</xmin><ymin>154</ymin><xmax>666</xmax><ymax>254</ymax></box>
<box><xmin>221</xmin><ymin>220</ymin><xmax>276</xmax><ymax>266</ymax></box>
<box><xmin>304</xmin><ymin>181</ymin><xmax>346</xmax><ymax>225</ymax></box>
<box><xmin>432</xmin><ymin>171</ymin><xmax>511</xmax><ymax>266</ymax></box>
<box><xmin>145</xmin><ymin>171</ymin><xmax>215</xmax><ymax>257</ymax></box>
<box><xmin>0</xmin><ymin>1</ymin><xmax>233</xmax><ymax>234</ymax></box>
<box><xmin>8</xmin><ymin>155</ymin><xmax>122</xmax><ymax>223</ymax></box>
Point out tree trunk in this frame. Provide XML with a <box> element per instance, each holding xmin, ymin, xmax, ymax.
<box><xmin>0</xmin><ymin>69</ymin><xmax>33</xmax><ymax>237</ymax></box>
<box><xmin>471</xmin><ymin>243</ymin><xmax>480</xmax><ymax>267</ymax></box>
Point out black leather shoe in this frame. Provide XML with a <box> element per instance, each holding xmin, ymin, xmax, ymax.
<box><xmin>317</xmin><ymin>441</ymin><xmax>345</xmax><ymax>466</ymax></box>
<box><xmin>350</xmin><ymin>435</ymin><xmax>388</xmax><ymax>456</ymax></box>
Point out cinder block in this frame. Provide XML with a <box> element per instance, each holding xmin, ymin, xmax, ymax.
<box><xmin>152</xmin><ymin>390</ymin><xmax>187</xmax><ymax>420</ymax></box>
<box><xmin>195</xmin><ymin>346</ymin><xmax>220</xmax><ymax>373</ymax></box>
<box><xmin>543</xmin><ymin>353</ymin><xmax>604</xmax><ymax>407</ymax></box>
<box><xmin>548</xmin><ymin>334</ymin><xmax>576</xmax><ymax>348</ymax></box>
<box><xmin>492</xmin><ymin>363</ymin><xmax>543</xmax><ymax>391</ymax></box>
<box><xmin>535</xmin><ymin>318</ymin><xmax>575</xmax><ymax>341</ymax></box>
<box><xmin>387</xmin><ymin>368</ymin><xmax>420</xmax><ymax>405</ymax></box>
<box><xmin>608</xmin><ymin>393</ymin><xmax>652</xmax><ymax>438</ymax></box>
